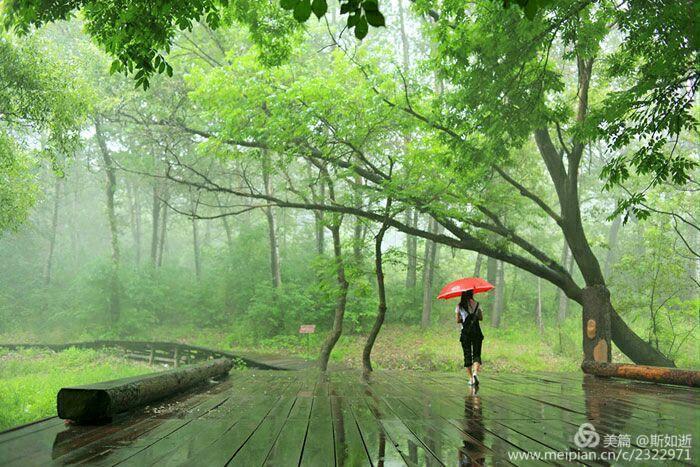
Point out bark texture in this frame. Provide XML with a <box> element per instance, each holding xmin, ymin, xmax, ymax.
<box><xmin>318</xmin><ymin>222</ymin><xmax>349</xmax><ymax>372</ymax></box>
<box><xmin>362</xmin><ymin>218</ymin><xmax>390</xmax><ymax>374</ymax></box>
<box><xmin>581</xmin><ymin>361</ymin><xmax>699</xmax><ymax>387</ymax></box>
<box><xmin>57</xmin><ymin>358</ymin><xmax>233</xmax><ymax>422</ymax></box>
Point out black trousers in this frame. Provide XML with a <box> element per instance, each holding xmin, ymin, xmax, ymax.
<box><xmin>460</xmin><ymin>332</ymin><xmax>483</xmax><ymax>367</ymax></box>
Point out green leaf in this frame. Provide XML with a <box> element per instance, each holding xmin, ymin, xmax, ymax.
<box><xmin>354</xmin><ymin>15</ymin><xmax>368</xmax><ymax>39</ymax></box>
<box><xmin>109</xmin><ymin>60</ymin><xmax>121</xmax><ymax>75</ymax></box>
<box><xmin>311</xmin><ymin>0</ymin><xmax>327</xmax><ymax>19</ymax></box>
<box><xmin>280</xmin><ymin>0</ymin><xmax>298</xmax><ymax>11</ymax></box>
<box><xmin>362</xmin><ymin>0</ymin><xmax>379</xmax><ymax>12</ymax></box>
<box><xmin>365</xmin><ymin>10</ymin><xmax>384</xmax><ymax>27</ymax></box>
<box><xmin>293</xmin><ymin>0</ymin><xmax>312</xmax><ymax>22</ymax></box>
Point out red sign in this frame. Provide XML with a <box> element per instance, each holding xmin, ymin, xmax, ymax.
<box><xmin>299</xmin><ymin>325</ymin><xmax>316</xmax><ymax>334</ymax></box>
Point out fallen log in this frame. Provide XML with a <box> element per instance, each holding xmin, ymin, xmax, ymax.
<box><xmin>581</xmin><ymin>360</ymin><xmax>699</xmax><ymax>387</ymax></box>
<box><xmin>57</xmin><ymin>358</ymin><xmax>233</xmax><ymax>422</ymax></box>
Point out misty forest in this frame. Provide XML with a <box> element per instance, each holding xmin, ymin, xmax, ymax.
<box><xmin>0</xmin><ymin>0</ymin><xmax>698</xmax><ymax>463</ymax></box>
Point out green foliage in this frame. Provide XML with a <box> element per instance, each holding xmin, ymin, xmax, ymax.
<box><xmin>0</xmin><ymin>35</ymin><xmax>85</xmax><ymax>232</ymax></box>
<box><xmin>0</xmin><ymin>348</ymin><xmax>151</xmax><ymax>430</ymax></box>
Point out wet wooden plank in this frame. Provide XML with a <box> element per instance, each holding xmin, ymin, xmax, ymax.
<box><xmin>1</xmin><ymin>369</ymin><xmax>698</xmax><ymax>466</ymax></box>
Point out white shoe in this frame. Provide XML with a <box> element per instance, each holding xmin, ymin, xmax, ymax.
<box><xmin>473</xmin><ymin>373</ymin><xmax>480</xmax><ymax>386</ymax></box>
<box><xmin>468</xmin><ymin>376</ymin><xmax>474</xmax><ymax>386</ymax></box>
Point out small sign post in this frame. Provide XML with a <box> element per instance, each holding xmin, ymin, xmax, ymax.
<box><xmin>299</xmin><ymin>325</ymin><xmax>315</xmax><ymax>359</ymax></box>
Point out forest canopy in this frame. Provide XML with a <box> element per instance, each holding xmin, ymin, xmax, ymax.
<box><xmin>0</xmin><ymin>0</ymin><xmax>697</xmax><ymax>374</ymax></box>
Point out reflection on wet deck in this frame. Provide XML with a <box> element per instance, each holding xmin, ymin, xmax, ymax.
<box><xmin>0</xmin><ymin>370</ymin><xmax>697</xmax><ymax>465</ymax></box>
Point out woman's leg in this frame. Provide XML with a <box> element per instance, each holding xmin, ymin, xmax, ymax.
<box><xmin>461</xmin><ymin>334</ymin><xmax>473</xmax><ymax>380</ymax></box>
<box><xmin>472</xmin><ymin>339</ymin><xmax>483</xmax><ymax>374</ymax></box>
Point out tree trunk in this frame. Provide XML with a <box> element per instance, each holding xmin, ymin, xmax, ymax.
<box><xmin>398</xmin><ymin>0</ymin><xmax>410</xmax><ymax>71</ymax></box>
<box><xmin>192</xmin><ymin>218</ymin><xmax>201</xmax><ymax>280</ymax></box>
<box><xmin>473</xmin><ymin>253</ymin><xmax>483</xmax><ymax>277</ymax></box>
<box><xmin>492</xmin><ymin>261</ymin><xmax>505</xmax><ymax>328</ymax></box>
<box><xmin>94</xmin><ymin>118</ymin><xmax>121</xmax><ymax>324</ymax></box>
<box><xmin>557</xmin><ymin>244</ymin><xmax>571</xmax><ymax>322</ymax></box>
<box><xmin>362</xmin><ymin>217</ymin><xmax>390</xmax><ymax>374</ymax></box>
<box><xmin>406</xmin><ymin>209</ymin><xmax>418</xmax><ymax>289</ymax></box>
<box><xmin>534</xmin><ymin>117</ymin><xmax>673</xmax><ymax>366</ymax></box>
<box><xmin>421</xmin><ymin>218</ymin><xmax>439</xmax><ymax>328</ymax></box>
<box><xmin>44</xmin><ymin>177</ymin><xmax>61</xmax><ymax>286</ymax></box>
<box><xmin>262</xmin><ymin>157</ymin><xmax>281</xmax><ymax>289</ymax></box>
<box><xmin>485</xmin><ymin>256</ymin><xmax>497</xmax><ymax>317</ymax></box>
<box><xmin>314</xmin><ymin>212</ymin><xmax>325</xmax><ymax>255</ymax></box>
<box><xmin>535</xmin><ymin>277</ymin><xmax>544</xmax><ymax>333</ymax></box>
<box><xmin>318</xmin><ymin>222</ymin><xmax>349</xmax><ymax>372</ymax></box>
<box><xmin>581</xmin><ymin>285</ymin><xmax>612</xmax><ymax>362</ymax></box>
<box><xmin>352</xmin><ymin>175</ymin><xmax>365</xmax><ymax>264</ymax></box>
<box><xmin>603</xmin><ymin>215</ymin><xmax>622</xmax><ymax>280</ymax></box>
<box><xmin>150</xmin><ymin>184</ymin><xmax>161</xmax><ymax>267</ymax></box>
<box><xmin>157</xmin><ymin>187</ymin><xmax>168</xmax><ymax>268</ymax></box>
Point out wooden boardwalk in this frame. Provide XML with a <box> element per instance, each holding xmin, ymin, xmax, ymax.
<box><xmin>0</xmin><ymin>370</ymin><xmax>697</xmax><ymax>466</ymax></box>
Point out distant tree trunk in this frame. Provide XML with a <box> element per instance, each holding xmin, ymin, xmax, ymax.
<box><xmin>473</xmin><ymin>253</ymin><xmax>483</xmax><ymax>277</ymax></box>
<box><xmin>492</xmin><ymin>261</ymin><xmax>505</xmax><ymax>328</ymax></box>
<box><xmin>421</xmin><ymin>218</ymin><xmax>439</xmax><ymax>328</ymax></box>
<box><xmin>362</xmin><ymin>207</ymin><xmax>391</xmax><ymax>374</ymax></box>
<box><xmin>70</xmin><ymin>164</ymin><xmax>80</xmax><ymax>267</ymax></box>
<box><xmin>94</xmin><ymin>118</ymin><xmax>121</xmax><ymax>324</ymax></box>
<box><xmin>44</xmin><ymin>177</ymin><xmax>61</xmax><ymax>286</ymax></box>
<box><xmin>126</xmin><ymin>180</ymin><xmax>142</xmax><ymax>266</ymax></box>
<box><xmin>603</xmin><ymin>215</ymin><xmax>622</xmax><ymax>280</ymax></box>
<box><xmin>262</xmin><ymin>157</ymin><xmax>281</xmax><ymax>289</ymax></box>
<box><xmin>213</xmin><ymin>193</ymin><xmax>234</xmax><ymax>254</ymax></box>
<box><xmin>535</xmin><ymin>277</ymin><xmax>543</xmax><ymax>333</ymax></box>
<box><xmin>191</xmin><ymin>220</ymin><xmax>201</xmax><ymax>281</ymax></box>
<box><xmin>157</xmin><ymin>187</ymin><xmax>169</xmax><ymax>268</ymax></box>
<box><xmin>150</xmin><ymin>184</ymin><xmax>161</xmax><ymax>267</ymax></box>
<box><xmin>398</xmin><ymin>0</ymin><xmax>410</xmax><ymax>71</ymax></box>
<box><xmin>405</xmin><ymin>210</ymin><xmax>418</xmax><ymax>288</ymax></box>
<box><xmin>314</xmin><ymin>211</ymin><xmax>325</xmax><ymax>255</ymax></box>
<box><xmin>485</xmin><ymin>256</ymin><xmax>497</xmax><ymax>316</ymax></box>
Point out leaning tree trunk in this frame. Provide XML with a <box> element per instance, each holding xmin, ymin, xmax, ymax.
<box><xmin>362</xmin><ymin>212</ymin><xmax>391</xmax><ymax>374</ymax></box>
<box><xmin>95</xmin><ymin>119</ymin><xmax>121</xmax><ymax>324</ymax></box>
<box><xmin>44</xmin><ymin>177</ymin><xmax>61</xmax><ymax>286</ymax></box>
<box><xmin>318</xmin><ymin>222</ymin><xmax>349</xmax><ymax>372</ymax></box>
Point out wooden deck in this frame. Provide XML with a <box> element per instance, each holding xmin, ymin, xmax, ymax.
<box><xmin>0</xmin><ymin>370</ymin><xmax>697</xmax><ymax>466</ymax></box>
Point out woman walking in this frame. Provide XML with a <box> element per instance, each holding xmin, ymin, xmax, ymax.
<box><xmin>456</xmin><ymin>290</ymin><xmax>484</xmax><ymax>385</ymax></box>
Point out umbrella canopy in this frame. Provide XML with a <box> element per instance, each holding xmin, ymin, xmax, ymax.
<box><xmin>437</xmin><ymin>277</ymin><xmax>494</xmax><ymax>300</ymax></box>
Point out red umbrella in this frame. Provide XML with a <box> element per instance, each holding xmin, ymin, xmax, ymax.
<box><xmin>437</xmin><ymin>277</ymin><xmax>494</xmax><ymax>300</ymax></box>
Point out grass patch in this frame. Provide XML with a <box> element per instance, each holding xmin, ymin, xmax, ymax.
<box><xmin>0</xmin><ymin>347</ymin><xmax>152</xmax><ymax>431</ymax></box>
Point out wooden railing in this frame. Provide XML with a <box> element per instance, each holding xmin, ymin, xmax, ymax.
<box><xmin>0</xmin><ymin>340</ymin><xmax>283</xmax><ymax>370</ymax></box>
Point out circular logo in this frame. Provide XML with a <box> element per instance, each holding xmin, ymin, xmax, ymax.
<box><xmin>574</xmin><ymin>423</ymin><xmax>600</xmax><ymax>448</ymax></box>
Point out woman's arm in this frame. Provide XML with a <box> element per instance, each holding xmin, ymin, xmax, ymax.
<box><xmin>476</xmin><ymin>303</ymin><xmax>483</xmax><ymax>321</ymax></box>
<box><xmin>456</xmin><ymin>305</ymin><xmax>462</xmax><ymax>323</ymax></box>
